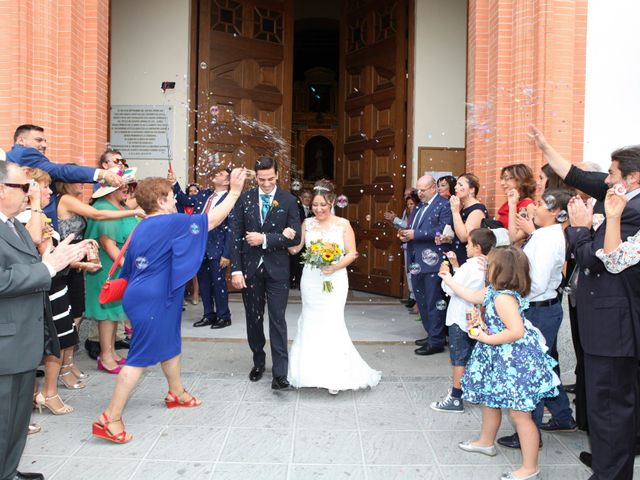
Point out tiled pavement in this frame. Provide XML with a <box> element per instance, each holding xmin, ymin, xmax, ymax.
<box><xmin>18</xmin><ymin>295</ymin><xmax>637</xmax><ymax>479</ymax></box>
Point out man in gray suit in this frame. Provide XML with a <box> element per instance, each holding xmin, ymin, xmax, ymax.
<box><xmin>0</xmin><ymin>161</ymin><xmax>87</xmax><ymax>480</ymax></box>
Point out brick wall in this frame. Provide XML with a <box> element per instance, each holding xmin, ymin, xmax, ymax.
<box><xmin>0</xmin><ymin>0</ymin><xmax>110</xmax><ymax>170</ymax></box>
<box><xmin>466</xmin><ymin>0</ymin><xmax>587</xmax><ymax>215</ymax></box>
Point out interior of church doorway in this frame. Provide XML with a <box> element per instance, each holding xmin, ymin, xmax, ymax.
<box><xmin>192</xmin><ymin>0</ymin><xmax>411</xmax><ymax>296</ymax></box>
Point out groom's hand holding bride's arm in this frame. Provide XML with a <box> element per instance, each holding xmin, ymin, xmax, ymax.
<box><xmin>284</xmin><ymin>226</ymin><xmax>304</xmax><ymax>254</ymax></box>
<box><xmin>262</xmin><ymin>197</ymin><xmax>301</xmax><ymax>250</ymax></box>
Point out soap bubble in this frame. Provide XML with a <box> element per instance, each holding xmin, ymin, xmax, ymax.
<box><xmin>436</xmin><ymin>299</ymin><xmax>447</xmax><ymax>311</ymax></box>
<box><xmin>200</xmin><ymin>61</ymin><xmax>207</xmax><ymax>70</ymax></box>
<box><xmin>135</xmin><ymin>256</ymin><xmax>149</xmax><ymax>270</ymax></box>
<box><xmin>291</xmin><ymin>179</ymin><xmax>302</xmax><ymax>191</ymax></box>
<box><xmin>409</xmin><ymin>262</ymin><xmax>421</xmax><ymax>275</ymax></box>
<box><xmin>365</xmin><ymin>214</ymin><xmax>371</xmax><ymax>221</ymax></box>
<box><xmin>422</xmin><ymin>249</ymin><xmax>439</xmax><ymax>266</ymax></box>
<box><xmin>335</xmin><ymin>195</ymin><xmax>349</xmax><ymax>208</ymax></box>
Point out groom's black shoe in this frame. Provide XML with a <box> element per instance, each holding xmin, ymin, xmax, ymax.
<box><xmin>193</xmin><ymin>317</ymin><xmax>214</xmax><ymax>328</ymax></box>
<box><xmin>414</xmin><ymin>337</ymin><xmax>429</xmax><ymax>346</ymax></box>
<box><xmin>249</xmin><ymin>366</ymin><xmax>265</xmax><ymax>382</ymax></box>
<box><xmin>210</xmin><ymin>318</ymin><xmax>231</xmax><ymax>329</ymax></box>
<box><xmin>271</xmin><ymin>376</ymin><xmax>293</xmax><ymax>390</ymax></box>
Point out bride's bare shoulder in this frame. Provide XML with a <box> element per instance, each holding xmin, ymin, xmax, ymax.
<box><xmin>336</xmin><ymin>217</ymin><xmax>350</xmax><ymax>228</ymax></box>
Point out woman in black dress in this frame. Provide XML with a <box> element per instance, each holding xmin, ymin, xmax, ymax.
<box><xmin>448</xmin><ymin>173</ymin><xmax>488</xmax><ymax>265</ymax></box>
<box><xmin>21</xmin><ymin>169</ymin><xmax>97</xmax><ymax>414</ymax></box>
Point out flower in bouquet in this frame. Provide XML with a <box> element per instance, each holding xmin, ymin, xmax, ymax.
<box><xmin>301</xmin><ymin>240</ymin><xmax>344</xmax><ymax>292</ymax></box>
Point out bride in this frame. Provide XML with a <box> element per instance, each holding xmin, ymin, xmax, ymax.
<box><xmin>285</xmin><ymin>180</ymin><xmax>381</xmax><ymax>394</ymax></box>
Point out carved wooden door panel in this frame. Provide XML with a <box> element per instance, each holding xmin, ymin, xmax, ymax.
<box><xmin>337</xmin><ymin>0</ymin><xmax>408</xmax><ymax>296</ymax></box>
<box><xmin>195</xmin><ymin>0</ymin><xmax>293</xmax><ymax>182</ymax></box>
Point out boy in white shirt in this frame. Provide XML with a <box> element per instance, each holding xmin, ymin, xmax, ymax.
<box><xmin>430</xmin><ymin>228</ymin><xmax>496</xmax><ymax>413</ymax></box>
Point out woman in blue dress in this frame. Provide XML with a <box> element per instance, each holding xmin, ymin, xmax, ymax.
<box><xmin>439</xmin><ymin>246</ymin><xmax>559</xmax><ymax>480</ymax></box>
<box><xmin>92</xmin><ymin>168</ymin><xmax>247</xmax><ymax>444</ymax></box>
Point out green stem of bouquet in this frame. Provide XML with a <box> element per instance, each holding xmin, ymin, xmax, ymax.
<box><xmin>322</xmin><ymin>280</ymin><xmax>334</xmax><ymax>293</ymax></box>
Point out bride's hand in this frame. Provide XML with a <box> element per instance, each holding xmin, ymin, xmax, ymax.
<box><xmin>282</xmin><ymin>227</ymin><xmax>296</xmax><ymax>239</ymax></box>
<box><xmin>321</xmin><ymin>265</ymin><xmax>337</xmax><ymax>275</ymax></box>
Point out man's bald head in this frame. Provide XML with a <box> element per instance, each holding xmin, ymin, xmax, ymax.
<box><xmin>415</xmin><ymin>175</ymin><xmax>437</xmax><ymax>203</ymax></box>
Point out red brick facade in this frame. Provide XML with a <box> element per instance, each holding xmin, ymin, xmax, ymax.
<box><xmin>0</xmin><ymin>0</ymin><xmax>110</xmax><ymax>169</ymax></box>
<box><xmin>466</xmin><ymin>0</ymin><xmax>588</xmax><ymax>212</ymax></box>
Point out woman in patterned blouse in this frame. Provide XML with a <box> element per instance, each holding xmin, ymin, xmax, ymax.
<box><xmin>595</xmin><ymin>189</ymin><xmax>640</xmax><ymax>273</ymax></box>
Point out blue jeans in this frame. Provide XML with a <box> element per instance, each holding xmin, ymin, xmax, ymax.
<box><xmin>526</xmin><ymin>303</ymin><xmax>574</xmax><ymax>426</ymax></box>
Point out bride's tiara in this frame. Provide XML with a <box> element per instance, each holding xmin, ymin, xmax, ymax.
<box><xmin>314</xmin><ymin>186</ymin><xmax>331</xmax><ymax>192</ymax></box>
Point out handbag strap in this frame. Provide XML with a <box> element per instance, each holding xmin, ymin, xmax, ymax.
<box><xmin>106</xmin><ymin>227</ymin><xmax>137</xmax><ymax>280</ymax></box>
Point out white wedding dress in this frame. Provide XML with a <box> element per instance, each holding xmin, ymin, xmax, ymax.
<box><xmin>288</xmin><ymin>217</ymin><xmax>381</xmax><ymax>391</ymax></box>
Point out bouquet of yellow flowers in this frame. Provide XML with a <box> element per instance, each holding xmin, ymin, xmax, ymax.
<box><xmin>301</xmin><ymin>240</ymin><xmax>344</xmax><ymax>292</ymax></box>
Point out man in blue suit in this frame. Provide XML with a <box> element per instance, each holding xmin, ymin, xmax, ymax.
<box><xmin>172</xmin><ymin>168</ymin><xmax>233</xmax><ymax>329</ymax></box>
<box><xmin>400</xmin><ymin>174</ymin><xmax>453</xmax><ymax>355</ymax></box>
<box><xmin>6</xmin><ymin>124</ymin><xmax>123</xmax><ymax>229</ymax></box>
<box><xmin>230</xmin><ymin>156</ymin><xmax>301</xmax><ymax>389</ymax></box>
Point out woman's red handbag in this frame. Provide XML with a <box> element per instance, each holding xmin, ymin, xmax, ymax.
<box><xmin>98</xmin><ymin>229</ymin><xmax>136</xmax><ymax>304</ymax></box>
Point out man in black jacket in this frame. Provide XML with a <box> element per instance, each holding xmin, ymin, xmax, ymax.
<box><xmin>531</xmin><ymin>125</ymin><xmax>640</xmax><ymax>480</ymax></box>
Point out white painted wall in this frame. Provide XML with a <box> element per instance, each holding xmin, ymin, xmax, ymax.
<box><xmin>583</xmin><ymin>0</ymin><xmax>640</xmax><ymax>171</ymax></box>
<box><xmin>412</xmin><ymin>0</ymin><xmax>467</xmax><ymax>182</ymax></box>
<box><xmin>110</xmin><ymin>0</ymin><xmax>191</xmax><ymax>184</ymax></box>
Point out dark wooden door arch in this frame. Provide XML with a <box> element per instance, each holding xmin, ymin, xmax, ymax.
<box><xmin>192</xmin><ymin>0</ymin><xmax>409</xmax><ymax>297</ymax></box>
<box><xmin>336</xmin><ymin>0</ymin><xmax>408</xmax><ymax>296</ymax></box>
<box><xmin>193</xmin><ymin>0</ymin><xmax>294</xmax><ymax>181</ymax></box>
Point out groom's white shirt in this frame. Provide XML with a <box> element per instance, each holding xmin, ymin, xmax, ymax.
<box><xmin>231</xmin><ymin>186</ymin><xmax>278</xmax><ymax>276</ymax></box>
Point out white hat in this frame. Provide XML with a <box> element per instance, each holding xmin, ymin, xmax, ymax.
<box><xmin>92</xmin><ymin>167</ymin><xmax>138</xmax><ymax>199</ymax></box>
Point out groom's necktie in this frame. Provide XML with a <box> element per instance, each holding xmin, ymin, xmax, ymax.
<box><xmin>260</xmin><ymin>194</ymin><xmax>271</xmax><ymax>222</ymax></box>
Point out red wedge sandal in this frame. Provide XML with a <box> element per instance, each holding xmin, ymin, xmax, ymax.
<box><xmin>92</xmin><ymin>412</ymin><xmax>132</xmax><ymax>444</ymax></box>
<box><xmin>164</xmin><ymin>390</ymin><xmax>202</xmax><ymax>409</ymax></box>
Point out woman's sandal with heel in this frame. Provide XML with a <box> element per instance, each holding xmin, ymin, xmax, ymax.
<box><xmin>92</xmin><ymin>412</ymin><xmax>132</xmax><ymax>444</ymax></box>
<box><xmin>59</xmin><ymin>365</ymin><xmax>86</xmax><ymax>390</ymax></box>
<box><xmin>164</xmin><ymin>390</ymin><xmax>202</xmax><ymax>409</ymax></box>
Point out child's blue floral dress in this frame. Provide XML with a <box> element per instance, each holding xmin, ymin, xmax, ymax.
<box><xmin>461</xmin><ymin>286</ymin><xmax>559</xmax><ymax>411</ymax></box>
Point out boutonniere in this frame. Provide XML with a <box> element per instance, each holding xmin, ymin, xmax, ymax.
<box><xmin>271</xmin><ymin>199</ymin><xmax>280</xmax><ymax>210</ymax></box>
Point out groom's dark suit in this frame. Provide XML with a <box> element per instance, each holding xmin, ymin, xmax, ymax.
<box><xmin>230</xmin><ymin>186</ymin><xmax>301</xmax><ymax>377</ymax></box>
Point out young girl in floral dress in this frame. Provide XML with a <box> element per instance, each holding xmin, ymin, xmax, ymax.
<box><xmin>439</xmin><ymin>246</ymin><xmax>559</xmax><ymax>480</ymax></box>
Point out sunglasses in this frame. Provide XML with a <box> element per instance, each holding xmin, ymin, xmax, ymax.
<box><xmin>112</xmin><ymin>158</ymin><xmax>126</xmax><ymax>165</ymax></box>
<box><xmin>2</xmin><ymin>182</ymin><xmax>30</xmax><ymax>193</ymax></box>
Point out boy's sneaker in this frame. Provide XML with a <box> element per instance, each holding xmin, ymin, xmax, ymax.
<box><xmin>430</xmin><ymin>390</ymin><xmax>464</xmax><ymax>413</ymax></box>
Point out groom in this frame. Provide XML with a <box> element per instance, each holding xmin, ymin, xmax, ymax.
<box><xmin>231</xmin><ymin>156</ymin><xmax>301</xmax><ymax>389</ymax></box>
